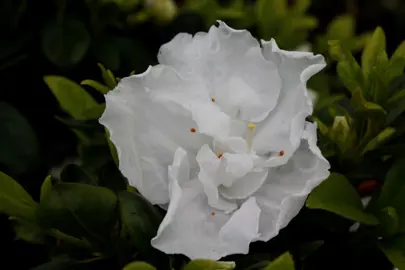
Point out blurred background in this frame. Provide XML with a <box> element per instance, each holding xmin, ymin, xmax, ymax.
<box><xmin>1</xmin><ymin>0</ymin><xmax>405</xmax><ymax>268</ymax></box>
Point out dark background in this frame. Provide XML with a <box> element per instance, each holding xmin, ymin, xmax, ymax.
<box><xmin>1</xmin><ymin>0</ymin><xmax>404</xmax><ymax>268</ymax></box>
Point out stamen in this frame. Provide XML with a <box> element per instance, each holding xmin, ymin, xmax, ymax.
<box><xmin>211</xmin><ymin>98</ymin><xmax>216</xmax><ymax>102</ymax></box>
<box><xmin>190</xmin><ymin>128</ymin><xmax>196</xmax><ymax>133</ymax></box>
<box><xmin>211</xmin><ymin>211</ymin><xmax>216</xmax><ymax>216</ymax></box>
<box><xmin>246</xmin><ymin>123</ymin><xmax>256</xmax><ymax>153</ymax></box>
<box><xmin>279</xmin><ymin>150</ymin><xmax>284</xmax><ymax>156</ymax></box>
<box><xmin>217</xmin><ymin>153</ymin><xmax>223</xmax><ymax>158</ymax></box>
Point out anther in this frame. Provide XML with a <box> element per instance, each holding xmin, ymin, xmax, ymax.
<box><xmin>279</xmin><ymin>150</ymin><xmax>284</xmax><ymax>156</ymax></box>
<box><xmin>190</xmin><ymin>128</ymin><xmax>196</xmax><ymax>133</ymax></box>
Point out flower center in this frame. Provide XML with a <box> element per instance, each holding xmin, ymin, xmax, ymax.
<box><xmin>246</xmin><ymin>122</ymin><xmax>256</xmax><ymax>153</ymax></box>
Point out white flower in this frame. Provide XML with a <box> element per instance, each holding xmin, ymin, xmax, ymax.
<box><xmin>100</xmin><ymin>21</ymin><xmax>330</xmax><ymax>260</ymax></box>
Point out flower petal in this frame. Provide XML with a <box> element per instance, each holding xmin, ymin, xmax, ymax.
<box><xmin>253</xmin><ymin>39</ymin><xmax>326</xmax><ymax>166</ymax></box>
<box><xmin>100</xmin><ymin>66</ymin><xmax>212</xmax><ymax>204</ymax></box>
<box><xmin>152</xmin><ymin>149</ymin><xmax>261</xmax><ymax>260</ymax></box>
<box><xmin>254</xmin><ymin>122</ymin><xmax>330</xmax><ymax>241</ymax></box>
<box><xmin>219</xmin><ymin>169</ymin><xmax>268</xmax><ymax>200</ymax></box>
<box><xmin>196</xmin><ymin>145</ymin><xmax>237</xmax><ymax>212</ymax></box>
<box><xmin>158</xmin><ymin>21</ymin><xmax>281</xmax><ymax>122</ymax></box>
<box><xmin>219</xmin><ymin>197</ymin><xmax>261</xmax><ymax>254</ymax></box>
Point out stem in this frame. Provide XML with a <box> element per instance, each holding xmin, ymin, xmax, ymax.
<box><xmin>46</xmin><ymin>229</ymin><xmax>92</xmax><ymax>249</ymax></box>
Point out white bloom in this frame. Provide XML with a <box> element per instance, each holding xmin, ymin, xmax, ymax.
<box><xmin>100</xmin><ymin>21</ymin><xmax>330</xmax><ymax>260</ymax></box>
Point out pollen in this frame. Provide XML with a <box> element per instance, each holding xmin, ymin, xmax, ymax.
<box><xmin>211</xmin><ymin>98</ymin><xmax>216</xmax><ymax>102</ymax></box>
<box><xmin>279</xmin><ymin>150</ymin><xmax>284</xmax><ymax>156</ymax></box>
<box><xmin>217</xmin><ymin>153</ymin><xmax>223</xmax><ymax>158</ymax></box>
<box><xmin>190</xmin><ymin>128</ymin><xmax>196</xmax><ymax>133</ymax></box>
<box><xmin>211</xmin><ymin>211</ymin><xmax>216</xmax><ymax>216</ymax></box>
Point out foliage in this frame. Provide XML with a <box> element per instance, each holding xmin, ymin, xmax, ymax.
<box><xmin>2</xmin><ymin>0</ymin><xmax>405</xmax><ymax>269</ymax></box>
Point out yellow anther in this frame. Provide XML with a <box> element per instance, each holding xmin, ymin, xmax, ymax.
<box><xmin>248</xmin><ymin>123</ymin><xmax>256</xmax><ymax>130</ymax></box>
<box><xmin>246</xmin><ymin>123</ymin><xmax>256</xmax><ymax>153</ymax></box>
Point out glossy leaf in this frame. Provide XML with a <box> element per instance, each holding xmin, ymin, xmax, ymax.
<box><xmin>375</xmin><ymin>207</ymin><xmax>400</xmax><ymax>237</ymax></box>
<box><xmin>389</xmin><ymin>40</ymin><xmax>405</xmax><ymax>79</ymax></box>
<box><xmin>379</xmin><ymin>234</ymin><xmax>405</xmax><ymax>270</ymax></box>
<box><xmin>81</xmin><ymin>79</ymin><xmax>110</xmax><ymax>94</ymax></box>
<box><xmin>37</xmin><ymin>183</ymin><xmax>117</xmax><ymax>239</ymax></box>
<box><xmin>361</xmin><ymin>27</ymin><xmax>386</xmax><ymax>78</ymax></box>
<box><xmin>306</xmin><ymin>173</ymin><xmax>379</xmax><ymax>225</ymax></box>
<box><xmin>0</xmin><ymin>172</ymin><xmax>37</xmax><ymax>220</ymax></box>
<box><xmin>42</xmin><ymin>18</ymin><xmax>90</xmax><ymax>67</ymax></box>
<box><xmin>376</xmin><ymin>159</ymin><xmax>405</xmax><ymax>231</ymax></box>
<box><xmin>11</xmin><ymin>217</ymin><xmax>44</xmax><ymax>244</ymax></box>
<box><xmin>0</xmin><ymin>101</ymin><xmax>38</xmax><ymax>174</ymax></box>
<box><xmin>97</xmin><ymin>63</ymin><xmax>117</xmax><ymax>89</ymax></box>
<box><xmin>123</xmin><ymin>262</ymin><xmax>156</xmax><ymax>270</ymax></box>
<box><xmin>183</xmin><ymin>260</ymin><xmax>236</xmax><ymax>270</ymax></box>
<box><xmin>44</xmin><ymin>76</ymin><xmax>98</xmax><ymax>120</ymax></box>
<box><xmin>118</xmin><ymin>191</ymin><xmax>162</xmax><ymax>251</ymax></box>
<box><xmin>264</xmin><ymin>252</ymin><xmax>295</xmax><ymax>270</ymax></box>
<box><xmin>329</xmin><ymin>40</ymin><xmax>364</xmax><ymax>93</ymax></box>
<box><xmin>351</xmin><ymin>89</ymin><xmax>386</xmax><ymax>114</ymax></box>
<box><xmin>361</xmin><ymin>127</ymin><xmax>396</xmax><ymax>155</ymax></box>
<box><xmin>40</xmin><ymin>175</ymin><xmax>52</xmax><ymax>202</ymax></box>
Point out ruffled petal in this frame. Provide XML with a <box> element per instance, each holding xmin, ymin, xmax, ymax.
<box><xmin>196</xmin><ymin>145</ymin><xmax>237</xmax><ymax>212</ymax></box>
<box><xmin>152</xmin><ymin>149</ymin><xmax>261</xmax><ymax>260</ymax></box>
<box><xmin>158</xmin><ymin>21</ymin><xmax>281</xmax><ymax>122</ymax></box>
<box><xmin>100</xmin><ymin>66</ymin><xmax>212</xmax><ymax>204</ymax></box>
<box><xmin>254</xmin><ymin>122</ymin><xmax>330</xmax><ymax>241</ymax></box>
<box><xmin>219</xmin><ymin>169</ymin><xmax>268</xmax><ymax>200</ymax></box>
<box><xmin>253</xmin><ymin>39</ymin><xmax>326</xmax><ymax>166</ymax></box>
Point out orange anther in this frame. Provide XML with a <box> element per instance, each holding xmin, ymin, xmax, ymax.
<box><xmin>217</xmin><ymin>153</ymin><xmax>223</xmax><ymax>158</ymax></box>
<box><xmin>211</xmin><ymin>211</ymin><xmax>216</xmax><ymax>216</ymax></box>
<box><xmin>279</xmin><ymin>150</ymin><xmax>284</xmax><ymax>156</ymax></box>
<box><xmin>190</xmin><ymin>128</ymin><xmax>196</xmax><ymax>133</ymax></box>
<box><xmin>211</xmin><ymin>98</ymin><xmax>216</xmax><ymax>102</ymax></box>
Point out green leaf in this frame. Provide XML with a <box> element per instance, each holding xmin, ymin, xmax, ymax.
<box><xmin>328</xmin><ymin>40</ymin><xmax>364</xmax><ymax>93</ymax></box>
<box><xmin>31</xmin><ymin>257</ymin><xmax>77</xmax><ymax>270</ymax></box>
<box><xmin>327</xmin><ymin>15</ymin><xmax>354</xmax><ymax>40</ymax></box>
<box><xmin>44</xmin><ymin>76</ymin><xmax>98</xmax><ymax>120</ymax></box>
<box><xmin>11</xmin><ymin>217</ymin><xmax>44</xmax><ymax>244</ymax></box>
<box><xmin>60</xmin><ymin>164</ymin><xmax>93</xmax><ymax>184</ymax></box>
<box><xmin>81</xmin><ymin>79</ymin><xmax>110</xmax><ymax>94</ymax></box>
<box><xmin>389</xmin><ymin>40</ymin><xmax>405</xmax><ymax>79</ymax></box>
<box><xmin>183</xmin><ymin>260</ymin><xmax>236</xmax><ymax>270</ymax></box>
<box><xmin>118</xmin><ymin>191</ymin><xmax>162</xmax><ymax>251</ymax></box>
<box><xmin>361</xmin><ymin>127</ymin><xmax>396</xmax><ymax>155</ymax></box>
<box><xmin>379</xmin><ymin>234</ymin><xmax>405</xmax><ymax>270</ymax></box>
<box><xmin>40</xmin><ymin>175</ymin><xmax>52</xmax><ymax>202</ymax></box>
<box><xmin>0</xmin><ymin>101</ymin><xmax>38</xmax><ymax>174</ymax></box>
<box><xmin>292</xmin><ymin>0</ymin><xmax>310</xmax><ymax>13</ymax></box>
<box><xmin>0</xmin><ymin>172</ymin><xmax>37</xmax><ymax>220</ymax></box>
<box><xmin>351</xmin><ymin>88</ymin><xmax>386</xmax><ymax>114</ymax></box>
<box><xmin>82</xmin><ymin>103</ymin><xmax>106</xmax><ymax>120</ymax></box>
<box><xmin>123</xmin><ymin>262</ymin><xmax>156</xmax><ymax>270</ymax></box>
<box><xmin>37</xmin><ymin>183</ymin><xmax>117</xmax><ymax>239</ymax></box>
<box><xmin>42</xmin><ymin>18</ymin><xmax>90</xmax><ymax>67</ymax></box>
<box><xmin>376</xmin><ymin>159</ymin><xmax>405</xmax><ymax>232</ymax></box>
<box><xmin>256</xmin><ymin>0</ymin><xmax>286</xmax><ymax>39</ymax></box>
<box><xmin>375</xmin><ymin>207</ymin><xmax>399</xmax><ymax>237</ymax></box>
<box><xmin>97</xmin><ymin>63</ymin><xmax>117</xmax><ymax>89</ymax></box>
<box><xmin>378</xmin><ymin>158</ymin><xmax>405</xmax><ymax>207</ymax></box>
<box><xmin>264</xmin><ymin>252</ymin><xmax>295</xmax><ymax>270</ymax></box>
<box><xmin>306</xmin><ymin>173</ymin><xmax>379</xmax><ymax>225</ymax></box>
<box><xmin>361</xmin><ymin>27</ymin><xmax>386</xmax><ymax>79</ymax></box>
<box><xmin>387</xmin><ymin>97</ymin><xmax>405</xmax><ymax>124</ymax></box>
<box><xmin>105</xmin><ymin>128</ymin><xmax>119</xmax><ymax>167</ymax></box>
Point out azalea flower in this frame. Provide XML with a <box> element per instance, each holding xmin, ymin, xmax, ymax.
<box><xmin>100</xmin><ymin>21</ymin><xmax>330</xmax><ymax>260</ymax></box>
